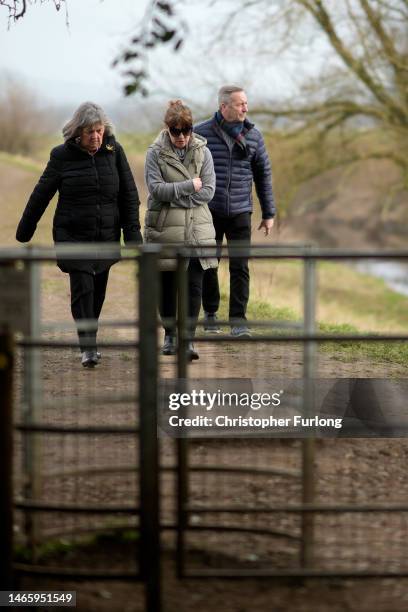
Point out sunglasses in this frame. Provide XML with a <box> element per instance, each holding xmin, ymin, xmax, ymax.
<box><xmin>169</xmin><ymin>126</ymin><xmax>192</xmax><ymax>137</ymax></box>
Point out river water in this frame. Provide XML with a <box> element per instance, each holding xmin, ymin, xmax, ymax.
<box><xmin>352</xmin><ymin>260</ymin><xmax>408</xmax><ymax>297</ymax></box>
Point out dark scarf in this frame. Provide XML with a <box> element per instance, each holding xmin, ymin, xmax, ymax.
<box><xmin>215</xmin><ymin>111</ymin><xmax>249</xmax><ymax>157</ymax></box>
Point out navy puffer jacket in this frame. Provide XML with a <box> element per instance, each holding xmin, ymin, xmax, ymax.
<box><xmin>194</xmin><ymin>116</ymin><xmax>275</xmax><ymax>219</ymax></box>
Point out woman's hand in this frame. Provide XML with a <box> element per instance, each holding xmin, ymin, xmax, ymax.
<box><xmin>192</xmin><ymin>177</ymin><xmax>202</xmax><ymax>192</ymax></box>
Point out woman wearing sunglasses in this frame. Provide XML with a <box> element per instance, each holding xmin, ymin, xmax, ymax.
<box><xmin>144</xmin><ymin>99</ymin><xmax>217</xmax><ymax>361</ymax></box>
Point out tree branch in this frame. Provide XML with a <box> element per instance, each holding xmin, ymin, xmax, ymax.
<box><xmin>359</xmin><ymin>0</ymin><xmax>408</xmax><ymax>87</ymax></box>
<box><xmin>14</xmin><ymin>0</ymin><xmax>25</xmax><ymax>19</ymax></box>
<box><xmin>0</xmin><ymin>0</ymin><xmax>66</xmax><ymax>22</ymax></box>
<box><xmin>296</xmin><ymin>0</ymin><xmax>408</xmax><ymax>126</ymax></box>
<box><xmin>251</xmin><ymin>99</ymin><xmax>388</xmax><ymax>124</ymax></box>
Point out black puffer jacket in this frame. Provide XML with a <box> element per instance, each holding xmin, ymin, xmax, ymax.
<box><xmin>16</xmin><ymin>135</ymin><xmax>142</xmax><ymax>273</ymax></box>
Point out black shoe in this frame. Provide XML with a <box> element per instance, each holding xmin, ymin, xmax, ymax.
<box><xmin>81</xmin><ymin>350</ymin><xmax>98</xmax><ymax>368</ymax></box>
<box><xmin>204</xmin><ymin>312</ymin><xmax>221</xmax><ymax>333</ymax></box>
<box><xmin>187</xmin><ymin>342</ymin><xmax>199</xmax><ymax>361</ymax></box>
<box><xmin>162</xmin><ymin>335</ymin><xmax>176</xmax><ymax>356</ymax></box>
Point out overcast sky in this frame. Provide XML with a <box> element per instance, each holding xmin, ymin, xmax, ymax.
<box><xmin>0</xmin><ymin>0</ymin><xmax>333</xmax><ymax>126</ymax></box>
<box><xmin>0</xmin><ymin>0</ymin><xmax>151</xmax><ymax>105</ymax></box>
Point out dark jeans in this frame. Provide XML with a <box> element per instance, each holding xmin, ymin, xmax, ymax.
<box><xmin>202</xmin><ymin>212</ymin><xmax>251</xmax><ymax>321</ymax></box>
<box><xmin>159</xmin><ymin>258</ymin><xmax>203</xmax><ymax>337</ymax></box>
<box><xmin>69</xmin><ymin>269</ymin><xmax>110</xmax><ymax>352</ymax></box>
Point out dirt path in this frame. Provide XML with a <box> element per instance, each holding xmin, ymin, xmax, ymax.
<box><xmin>12</xmin><ymin>253</ymin><xmax>408</xmax><ymax>612</ymax></box>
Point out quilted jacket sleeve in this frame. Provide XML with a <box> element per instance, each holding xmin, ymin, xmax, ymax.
<box><xmin>251</xmin><ymin>131</ymin><xmax>276</xmax><ymax>219</ymax></box>
<box><xmin>16</xmin><ymin>150</ymin><xmax>61</xmax><ymax>242</ymax></box>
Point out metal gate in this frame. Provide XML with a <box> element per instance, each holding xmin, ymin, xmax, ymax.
<box><xmin>173</xmin><ymin>245</ymin><xmax>408</xmax><ymax>580</ymax></box>
<box><xmin>0</xmin><ymin>245</ymin><xmax>162</xmax><ymax>612</ymax></box>
<box><xmin>2</xmin><ymin>243</ymin><xmax>408</xmax><ymax>609</ymax></box>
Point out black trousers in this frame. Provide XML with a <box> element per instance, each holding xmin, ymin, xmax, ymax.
<box><xmin>69</xmin><ymin>269</ymin><xmax>110</xmax><ymax>352</ymax></box>
<box><xmin>159</xmin><ymin>258</ymin><xmax>204</xmax><ymax>337</ymax></box>
<box><xmin>202</xmin><ymin>212</ymin><xmax>251</xmax><ymax>321</ymax></box>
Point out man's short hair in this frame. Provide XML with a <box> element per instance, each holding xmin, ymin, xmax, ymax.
<box><xmin>218</xmin><ymin>85</ymin><xmax>245</xmax><ymax>108</ymax></box>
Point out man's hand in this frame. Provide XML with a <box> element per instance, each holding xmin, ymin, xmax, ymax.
<box><xmin>257</xmin><ymin>218</ymin><xmax>274</xmax><ymax>236</ymax></box>
<box><xmin>192</xmin><ymin>177</ymin><xmax>202</xmax><ymax>192</ymax></box>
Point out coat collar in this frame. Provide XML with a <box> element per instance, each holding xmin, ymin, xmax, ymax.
<box><xmin>66</xmin><ymin>134</ymin><xmax>116</xmax><ymax>156</ymax></box>
<box><xmin>211</xmin><ymin>115</ymin><xmax>254</xmax><ymax>133</ymax></box>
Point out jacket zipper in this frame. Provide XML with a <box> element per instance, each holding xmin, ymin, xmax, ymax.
<box><xmin>227</xmin><ymin>149</ymin><xmax>232</xmax><ymax>217</ymax></box>
<box><xmin>213</xmin><ymin>122</ymin><xmax>232</xmax><ymax>217</ymax></box>
<box><xmin>91</xmin><ymin>156</ymin><xmax>101</xmax><ymax>240</ymax></box>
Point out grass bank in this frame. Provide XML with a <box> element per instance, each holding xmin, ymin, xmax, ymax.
<box><xmin>215</xmin><ymin>260</ymin><xmax>408</xmax><ymax>368</ymax></box>
<box><xmin>2</xmin><ymin>141</ymin><xmax>407</xmax><ymax>368</ymax></box>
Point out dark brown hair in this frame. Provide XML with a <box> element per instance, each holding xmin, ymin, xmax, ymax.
<box><xmin>164</xmin><ymin>99</ymin><xmax>193</xmax><ymax>129</ymax></box>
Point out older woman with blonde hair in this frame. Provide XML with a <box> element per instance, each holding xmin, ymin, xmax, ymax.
<box><xmin>144</xmin><ymin>99</ymin><xmax>217</xmax><ymax>361</ymax></box>
<box><xmin>16</xmin><ymin>101</ymin><xmax>142</xmax><ymax>367</ymax></box>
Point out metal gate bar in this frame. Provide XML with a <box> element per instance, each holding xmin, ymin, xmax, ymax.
<box><xmin>0</xmin><ymin>329</ymin><xmax>14</xmax><ymax>589</ymax></box>
<box><xmin>139</xmin><ymin>247</ymin><xmax>161</xmax><ymax>612</ymax></box>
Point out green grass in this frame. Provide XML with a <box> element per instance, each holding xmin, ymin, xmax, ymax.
<box><xmin>1</xmin><ymin>135</ymin><xmax>407</xmax><ymax>369</ymax></box>
<box><xmin>0</xmin><ymin>151</ymin><xmax>44</xmax><ymax>174</ymax></box>
<box><xmin>214</xmin><ymin>275</ymin><xmax>408</xmax><ymax>368</ymax></box>
<box><xmin>14</xmin><ymin>528</ymin><xmax>139</xmax><ymax>563</ymax></box>
<box><xmin>117</xmin><ymin>132</ymin><xmax>156</xmax><ymax>156</ymax></box>
<box><xmin>319</xmin><ymin>321</ymin><xmax>408</xmax><ymax>368</ymax></box>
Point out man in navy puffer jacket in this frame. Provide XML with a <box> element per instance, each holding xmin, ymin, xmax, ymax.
<box><xmin>194</xmin><ymin>85</ymin><xmax>276</xmax><ymax>336</ymax></box>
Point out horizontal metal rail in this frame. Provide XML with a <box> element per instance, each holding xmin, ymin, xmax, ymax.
<box><xmin>184</xmin><ymin>465</ymin><xmax>301</xmax><ymax>478</ymax></box>
<box><xmin>175</xmin><ymin>245</ymin><xmax>408</xmax><ymax>259</ymax></box>
<box><xmin>15</xmin><ymin>424</ymin><xmax>139</xmax><ymax>435</ymax></box>
<box><xmin>41</xmin><ymin>319</ymin><xmax>138</xmax><ymax>331</ymax></box>
<box><xmin>191</xmin><ymin>333</ymin><xmax>408</xmax><ymax>342</ymax></box>
<box><xmin>182</xmin><ymin>523</ymin><xmax>300</xmax><ymax>541</ymax></box>
<box><xmin>15</xmin><ymin>500</ymin><xmax>139</xmax><ymax>514</ymax></box>
<box><xmin>3</xmin><ymin>244</ymin><xmax>408</xmax><ymax>261</ymax></box>
<box><xmin>183</xmin><ymin>568</ymin><xmax>408</xmax><ymax>579</ymax></box>
<box><xmin>17</xmin><ymin>339</ymin><xmax>139</xmax><ymax>349</ymax></box>
<box><xmin>19</xmin><ymin>331</ymin><xmax>408</xmax><ymax>347</ymax></box>
<box><xmin>13</xmin><ymin>563</ymin><xmax>140</xmax><ymax>580</ymax></box>
<box><xmin>38</xmin><ymin>464</ymin><xmax>300</xmax><ymax>480</ymax></box>
<box><xmin>185</xmin><ymin>503</ymin><xmax>408</xmax><ymax>513</ymax></box>
<box><xmin>0</xmin><ymin>244</ymin><xmax>143</xmax><ymax>262</ymax></box>
<box><xmin>13</xmin><ymin>524</ymin><xmax>140</xmax><ymax>543</ymax></box>
<box><xmin>41</xmin><ymin>465</ymin><xmax>141</xmax><ymax>479</ymax></box>
<box><xmin>40</xmin><ymin>318</ymin><xmax>304</xmax><ymax>331</ymax></box>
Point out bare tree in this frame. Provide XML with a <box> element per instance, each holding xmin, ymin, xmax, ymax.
<box><xmin>0</xmin><ymin>74</ymin><xmax>52</xmax><ymax>154</ymax></box>
<box><xmin>2</xmin><ymin>0</ymin><xmax>407</xmax><ymax>190</ymax></box>
<box><xmin>116</xmin><ymin>0</ymin><xmax>408</xmax><ymax>185</ymax></box>
<box><xmin>0</xmin><ymin>0</ymin><xmax>67</xmax><ymax>24</ymax></box>
<box><xmin>249</xmin><ymin>1</ymin><xmax>408</xmax><ymax>170</ymax></box>
<box><xmin>112</xmin><ymin>0</ymin><xmax>188</xmax><ymax>97</ymax></box>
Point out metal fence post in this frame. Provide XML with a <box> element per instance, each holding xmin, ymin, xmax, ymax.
<box><xmin>301</xmin><ymin>254</ymin><xmax>317</xmax><ymax>568</ymax></box>
<box><xmin>0</xmin><ymin>328</ymin><xmax>14</xmax><ymax>589</ymax></box>
<box><xmin>176</xmin><ymin>250</ymin><xmax>189</xmax><ymax>380</ymax></box>
<box><xmin>22</xmin><ymin>255</ymin><xmax>42</xmax><ymax>557</ymax></box>
<box><xmin>138</xmin><ymin>246</ymin><xmax>162</xmax><ymax>612</ymax></box>
<box><xmin>176</xmin><ymin>250</ymin><xmax>189</xmax><ymax>579</ymax></box>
